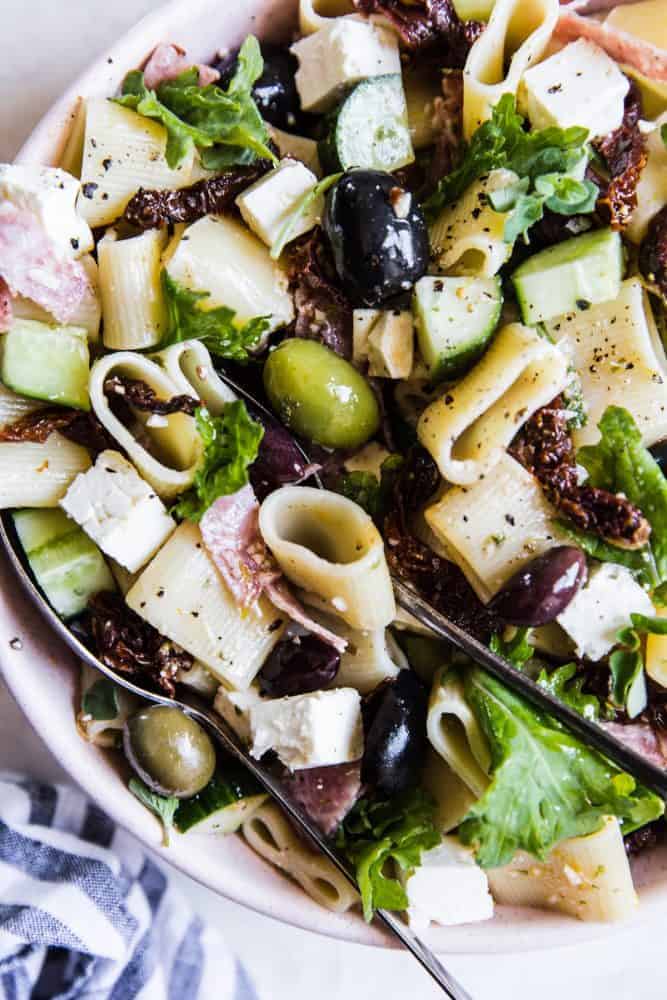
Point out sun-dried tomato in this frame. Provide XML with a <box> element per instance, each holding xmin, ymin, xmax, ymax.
<box><xmin>592</xmin><ymin>80</ymin><xmax>647</xmax><ymax>230</ymax></box>
<box><xmin>122</xmin><ymin>165</ymin><xmax>269</xmax><ymax>229</ymax></box>
<box><xmin>103</xmin><ymin>375</ymin><xmax>199</xmax><ymax>416</ymax></box>
<box><xmin>87</xmin><ymin>591</ymin><xmax>193</xmax><ymax>697</ymax></box>
<box><xmin>511</xmin><ymin>397</ymin><xmax>651</xmax><ymax>549</ymax></box>
<box><xmin>353</xmin><ymin>0</ymin><xmax>483</xmax><ymax>64</ymax></box>
<box><xmin>284</xmin><ymin>228</ymin><xmax>353</xmax><ymax>360</ymax></box>
<box><xmin>0</xmin><ymin>407</ymin><xmax>115</xmax><ymax>457</ymax></box>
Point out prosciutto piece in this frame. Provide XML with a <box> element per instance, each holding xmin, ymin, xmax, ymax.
<box><xmin>556</xmin><ymin>10</ymin><xmax>667</xmax><ymax>82</ymax></box>
<box><xmin>0</xmin><ymin>205</ymin><xmax>91</xmax><ymax>324</ymax></box>
<box><xmin>0</xmin><ymin>278</ymin><xmax>12</xmax><ymax>333</ymax></box>
<box><xmin>280</xmin><ymin>762</ymin><xmax>362</xmax><ymax>836</ymax></box>
<box><xmin>200</xmin><ymin>486</ymin><xmax>347</xmax><ymax>653</ymax></box>
<box><xmin>561</xmin><ymin>0</ymin><xmax>647</xmax><ymax>13</ymax></box>
<box><xmin>602</xmin><ymin>721</ymin><xmax>667</xmax><ymax>769</ymax></box>
<box><xmin>143</xmin><ymin>43</ymin><xmax>220</xmax><ymax>89</ymax></box>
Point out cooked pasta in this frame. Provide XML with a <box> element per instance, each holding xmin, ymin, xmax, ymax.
<box><xmin>298</xmin><ymin>0</ymin><xmax>355</xmax><ymax>35</ymax></box>
<box><xmin>242</xmin><ymin>802</ymin><xmax>358</xmax><ymax>913</ymax></box>
<box><xmin>417</xmin><ymin>323</ymin><xmax>569</xmax><ymax>485</ymax></box>
<box><xmin>98</xmin><ymin>228</ymin><xmax>168</xmax><ymax>350</ymax></box>
<box><xmin>126</xmin><ymin>522</ymin><xmax>286</xmax><ymax>690</ymax></box>
<box><xmin>426</xmin><ymin>668</ymin><xmax>491</xmax><ymax>798</ymax></box>
<box><xmin>0</xmin><ymin>433</ymin><xmax>91</xmax><ymax>509</ymax></box>
<box><xmin>421</xmin><ymin>748</ymin><xmax>478</xmax><ymax>834</ymax></box>
<box><xmin>462</xmin><ymin>0</ymin><xmax>559</xmax><ymax>138</ymax></box>
<box><xmin>154</xmin><ymin>340</ymin><xmax>237</xmax><ymax>414</ymax></box>
<box><xmin>0</xmin><ymin>383</ymin><xmax>43</xmax><ymax>429</ymax></box>
<box><xmin>258</xmin><ymin>486</ymin><xmax>396</xmax><ymax>631</ymax></box>
<box><xmin>88</xmin><ymin>352</ymin><xmax>201</xmax><ymax>499</ymax></box>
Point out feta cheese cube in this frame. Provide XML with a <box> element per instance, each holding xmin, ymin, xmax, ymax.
<box><xmin>0</xmin><ymin>164</ymin><xmax>94</xmax><ymax>257</ymax></box>
<box><xmin>249</xmin><ymin>688</ymin><xmax>363</xmax><ymax>770</ymax></box>
<box><xmin>353</xmin><ymin>308</ymin><xmax>414</xmax><ymax>378</ymax></box>
<box><xmin>401</xmin><ymin>837</ymin><xmax>494</xmax><ymax>930</ymax></box>
<box><xmin>60</xmin><ymin>450</ymin><xmax>175</xmax><ymax>573</ymax></box>
<box><xmin>236</xmin><ymin>159</ymin><xmax>321</xmax><ymax>249</ymax></box>
<box><xmin>214</xmin><ymin>684</ymin><xmax>264</xmax><ymax>744</ymax></box>
<box><xmin>519</xmin><ymin>39</ymin><xmax>629</xmax><ymax>140</ymax></box>
<box><xmin>291</xmin><ymin>18</ymin><xmax>401</xmax><ymax>113</ymax></box>
<box><xmin>557</xmin><ymin>563</ymin><xmax>654</xmax><ymax>661</ymax></box>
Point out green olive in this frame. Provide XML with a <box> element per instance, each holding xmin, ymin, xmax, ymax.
<box><xmin>263</xmin><ymin>339</ymin><xmax>380</xmax><ymax>449</ymax></box>
<box><xmin>123</xmin><ymin>705</ymin><xmax>216</xmax><ymax>798</ymax></box>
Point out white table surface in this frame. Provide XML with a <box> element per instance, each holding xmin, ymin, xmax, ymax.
<box><xmin>0</xmin><ymin>2</ymin><xmax>664</xmax><ymax>997</ymax></box>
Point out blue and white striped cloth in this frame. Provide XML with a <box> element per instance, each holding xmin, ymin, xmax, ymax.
<box><xmin>0</xmin><ymin>772</ymin><xmax>258</xmax><ymax>999</ymax></box>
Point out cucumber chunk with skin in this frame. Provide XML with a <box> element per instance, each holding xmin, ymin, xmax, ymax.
<box><xmin>175</xmin><ymin>768</ymin><xmax>267</xmax><ymax>835</ymax></box>
<box><xmin>319</xmin><ymin>75</ymin><xmax>415</xmax><ymax>174</ymax></box>
<box><xmin>413</xmin><ymin>275</ymin><xmax>503</xmax><ymax>381</ymax></box>
<box><xmin>1</xmin><ymin>318</ymin><xmax>90</xmax><ymax>410</ymax></box>
<box><xmin>13</xmin><ymin>508</ymin><xmax>115</xmax><ymax>619</ymax></box>
<box><xmin>511</xmin><ymin>228</ymin><xmax>624</xmax><ymax>325</ymax></box>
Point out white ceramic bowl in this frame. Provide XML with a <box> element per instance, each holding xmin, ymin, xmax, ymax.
<box><xmin>2</xmin><ymin>0</ymin><xmax>667</xmax><ymax>954</ymax></box>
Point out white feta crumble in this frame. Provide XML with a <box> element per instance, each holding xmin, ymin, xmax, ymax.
<box><xmin>0</xmin><ymin>164</ymin><xmax>94</xmax><ymax>257</ymax></box>
<box><xmin>401</xmin><ymin>837</ymin><xmax>494</xmax><ymax>930</ymax></box>
<box><xmin>353</xmin><ymin>308</ymin><xmax>414</xmax><ymax>379</ymax></box>
<box><xmin>236</xmin><ymin>159</ymin><xmax>322</xmax><ymax>249</ymax></box>
<box><xmin>557</xmin><ymin>562</ymin><xmax>654</xmax><ymax>661</ymax></box>
<box><xmin>60</xmin><ymin>450</ymin><xmax>176</xmax><ymax>574</ymax></box>
<box><xmin>248</xmin><ymin>687</ymin><xmax>363</xmax><ymax>770</ymax></box>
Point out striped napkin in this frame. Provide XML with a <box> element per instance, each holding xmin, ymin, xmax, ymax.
<box><xmin>0</xmin><ymin>772</ymin><xmax>258</xmax><ymax>999</ymax></box>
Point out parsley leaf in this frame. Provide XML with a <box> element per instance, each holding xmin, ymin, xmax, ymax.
<box><xmin>458</xmin><ymin>667</ymin><xmax>663</xmax><ymax>868</ymax></box>
<box><xmin>489</xmin><ymin>628</ymin><xmax>533</xmax><ymax>669</ymax></box>
<box><xmin>117</xmin><ymin>36</ymin><xmax>275</xmax><ymax>169</ymax></box>
<box><xmin>491</xmin><ymin>166</ymin><xmax>598</xmax><ymax>244</ymax></box>
<box><xmin>536</xmin><ymin>662</ymin><xmax>600</xmax><ymax>721</ymax></box>
<box><xmin>270</xmin><ymin>172</ymin><xmax>342</xmax><ymax>260</ymax></box>
<box><xmin>577</xmin><ymin>406</ymin><xmax>667</xmax><ymax>583</ymax></box>
<box><xmin>82</xmin><ymin>678</ymin><xmax>119</xmax><ymax>721</ymax></box>
<box><xmin>336</xmin><ymin>789</ymin><xmax>441</xmax><ymax>922</ymax></box>
<box><xmin>129</xmin><ymin>778</ymin><xmax>179</xmax><ymax>846</ymax></box>
<box><xmin>161</xmin><ymin>272</ymin><xmax>270</xmax><ymax>361</ymax></box>
<box><xmin>173</xmin><ymin>403</ymin><xmax>264</xmax><ymax>522</ymax></box>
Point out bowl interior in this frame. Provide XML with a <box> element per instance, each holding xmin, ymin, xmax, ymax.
<box><xmin>3</xmin><ymin>0</ymin><xmax>667</xmax><ymax>954</ymax></box>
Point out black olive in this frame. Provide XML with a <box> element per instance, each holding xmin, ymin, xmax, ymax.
<box><xmin>650</xmin><ymin>439</ymin><xmax>667</xmax><ymax>474</ymax></box>
<box><xmin>323</xmin><ymin>170</ymin><xmax>430</xmax><ymax>307</ymax></box>
<box><xmin>490</xmin><ymin>546</ymin><xmax>587</xmax><ymax>627</ymax></box>
<box><xmin>361</xmin><ymin>671</ymin><xmax>428</xmax><ymax>797</ymax></box>
<box><xmin>258</xmin><ymin>632</ymin><xmax>340</xmax><ymax>697</ymax></box>
<box><xmin>213</xmin><ymin>45</ymin><xmax>304</xmax><ymax>132</ymax></box>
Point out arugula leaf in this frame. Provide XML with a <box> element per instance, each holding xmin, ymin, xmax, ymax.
<box><xmin>489</xmin><ymin>628</ymin><xmax>533</xmax><ymax>669</ymax></box>
<box><xmin>129</xmin><ymin>778</ymin><xmax>179</xmax><ymax>846</ymax></box>
<box><xmin>270</xmin><ymin>172</ymin><xmax>342</xmax><ymax>260</ymax></box>
<box><xmin>458</xmin><ymin>667</ymin><xmax>663</xmax><ymax>868</ymax></box>
<box><xmin>117</xmin><ymin>36</ymin><xmax>275</xmax><ymax>169</ymax></box>
<box><xmin>536</xmin><ymin>662</ymin><xmax>600</xmax><ymax>721</ymax></box>
<box><xmin>336</xmin><ymin>471</ymin><xmax>383</xmax><ymax>519</ymax></box>
<box><xmin>630</xmin><ymin>612</ymin><xmax>667</xmax><ymax>635</ymax></box>
<box><xmin>422</xmin><ymin>94</ymin><xmax>592</xmax><ymax>223</ymax></box>
<box><xmin>556</xmin><ymin>521</ymin><xmax>658</xmax><ymax>587</ymax></box>
<box><xmin>173</xmin><ymin>403</ymin><xmax>264</xmax><ymax>522</ymax></box>
<box><xmin>578</xmin><ymin>407</ymin><xmax>667</xmax><ymax>583</ymax></box>
<box><xmin>609</xmin><ymin>612</ymin><xmax>667</xmax><ymax>718</ymax></box>
<box><xmin>161</xmin><ymin>272</ymin><xmax>270</xmax><ymax>360</ymax></box>
<box><xmin>82</xmin><ymin>678</ymin><xmax>119</xmax><ymax>721</ymax></box>
<box><xmin>336</xmin><ymin>790</ymin><xmax>441</xmax><ymax>921</ymax></box>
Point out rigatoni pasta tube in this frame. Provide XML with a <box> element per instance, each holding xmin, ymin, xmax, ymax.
<box><xmin>463</xmin><ymin>0</ymin><xmax>558</xmax><ymax>138</ymax></box>
<box><xmin>153</xmin><ymin>340</ymin><xmax>237</xmax><ymax>414</ymax></box>
<box><xmin>259</xmin><ymin>486</ymin><xmax>396</xmax><ymax>630</ymax></box>
<box><xmin>0</xmin><ymin>433</ymin><xmax>91</xmax><ymax>509</ymax></box>
<box><xmin>417</xmin><ymin>323</ymin><xmax>569</xmax><ymax>485</ymax></box>
<box><xmin>0</xmin><ymin>383</ymin><xmax>43</xmax><ymax>430</ymax></box>
<box><xmin>89</xmin><ymin>352</ymin><xmax>201</xmax><ymax>499</ymax></box>
<box><xmin>298</xmin><ymin>0</ymin><xmax>355</xmax><ymax>35</ymax></box>
<box><xmin>242</xmin><ymin>801</ymin><xmax>358</xmax><ymax>913</ymax></box>
<box><xmin>426</xmin><ymin>668</ymin><xmax>491</xmax><ymax>799</ymax></box>
<box><xmin>99</xmin><ymin>228</ymin><xmax>168</xmax><ymax>350</ymax></box>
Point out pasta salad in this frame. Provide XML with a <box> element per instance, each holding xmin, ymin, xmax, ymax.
<box><xmin>3</xmin><ymin>0</ymin><xmax>667</xmax><ymax>932</ymax></box>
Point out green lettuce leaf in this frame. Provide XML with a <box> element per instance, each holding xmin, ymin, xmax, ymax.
<box><xmin>173</xmin><ymin>403</ymin><xmax>264</xmax><ymax>522</ymax></box>
<box><xmin>82</xmin><ymin>678</ymin><xmax>119</xmax><ymax>721</ymax></box>
<box><xmin>577</xmin><ymin>407</ymin><xmax>667</xmax><ymax>582</ymax></box>
<box><xmin>536</xmin><ymin>662</ymin><xmax>600</xmax><ymax>721</ymax></box>
<box><xmin>458</xmin><ymin>667</ymin><xmax>663</xmax><ymax>868</ymax></box>
<box><xmin>161</xmin><ymin>272</ymin><xmax>270</xmax><ymax>360</ymax></box>
<box><xmin>129</xmin><ymin>778</ymin><xmax>179</xmax><ymax>846</ymax></box>
<box><xmin>117</xmin><ymin>36</ymin><xmax>275</xmax><ymax>168</ymax></box>
<box><xmin>489</xmin><ymin>628</ymin><xmax>533</xmax><ymax>669</ymax></box>
<box><xmin>556</xmin><ymin>521</ymin><xmax>658</xmax><ymax>587</ymax></box>
<box><xmin>336</xmin><ymin>789</ymin><xmax>441</xmax><ymax>921</ymax></box>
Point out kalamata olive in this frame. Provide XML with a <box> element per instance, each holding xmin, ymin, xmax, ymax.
<box><xmin>323</xmin><ymin>170</ymin><xmax>429</xmax><ymax>306</ymax></box>
<box><xmin>263</xmin><ymin>339</ymin><xmax>380</xmax><ymax>448</ymax></box>
<box><xmin>650</xmin><ymin>439</ymin><xmax>667</xmax><ymax>474</ymax></box>
<box><xmin>123</xmin><ymin>705</ymin><xmax>216</xmax><ymax>798</ymax></box>
<box><xmin>258</xmin><ymin>633</ymin><xmax>340</xmax><ymax>697</ymax></box>
<box><xmin>490</xmin><ymin>546</ymin><xmax>588</xmax><ymax>627</ymax></box>
<box><xmin>214</xmin><ymin>45</ymin><xmax>303</xmax><ymax>131</ymax></box>
<box><xmin>362</xmin><ymin>671</ymin><xmax>428</xmax><ymax>797</ymax></box>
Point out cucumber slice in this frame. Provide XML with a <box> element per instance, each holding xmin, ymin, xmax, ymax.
<box><xmin>1</xmin><ymin>318</ymin><xmax>90</xmax><ymax>410</ymax></box>
<box><xmin>175</xmin><ymin>768</ymin><xmax>267</xmax><ymax>835</ymax></box>
<box><xmin>413</xmin><ymin>275</ymin><xmax>502</xmax><ymax>381</ymax></box>
<box><xmin>511</xmin><ymin>228</ymin><xmax>624</xmax><ymax>325</ymax></box>
<box><xmin>13</xmin><ymin>508</ymin><xmax>115</xmax><ymax>619</ymax></box>
<box><xmin>319</xmin><ymin>75</ymin><xmax>415</xmax><ymax>174</ymax></box>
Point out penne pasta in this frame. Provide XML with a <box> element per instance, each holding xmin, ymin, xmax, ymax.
<box><xmin>0</xmin><ymin>433</ymin><xmax>91</xmax><ymax>509</ymax></box>
<box><xmin>88</xmin><ymin>352</ymin><xmax>201</xmax><ymax>499</ymax></box>
<box><xmin>417</xmin><ymin>323</ymin><xmax>569</xmax><ymax>485</ymax></box>
<box><xmin>259</xmin><ymin>486</ymin><xmax>396</xmax><ymax>631</ymax></box>
<box><xmin>98</xmin><ymin>228</ymin><xmax>168</xmax><ymax>350</ymax></box>
<box><xmin>298</xmin><ymin>0</ymin><xmax>356</xmax><ymax>35</ymax></box>
<box><xmin>0</xmin><ymin>383</ymin><xmax>43</xmax><ymax>430</ymax></box>
<box><xmin>153</xmin><ymin>340</ymin><xmax>237</xmax><ymax>414</ymax></box>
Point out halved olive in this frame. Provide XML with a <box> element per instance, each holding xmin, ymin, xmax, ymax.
<box><xmin>263</xmin><ymin>338</ymin><xmax>380</xmax><ymax>449</ymax></box>
<box><xmin>490</xmin><ymin>546</ymin><xmax>587</xmax><ymax>626</ymax></box>
<box><xmin>123</xmin><ymin>705</ymin><xmax>216</xmax><ymax>798</ymax></box>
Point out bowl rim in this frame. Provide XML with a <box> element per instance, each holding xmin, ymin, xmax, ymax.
<box><xmin>3</xmin><ymin>0</ymin><xmax>667</xmax><ymax>956</ymax></box>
